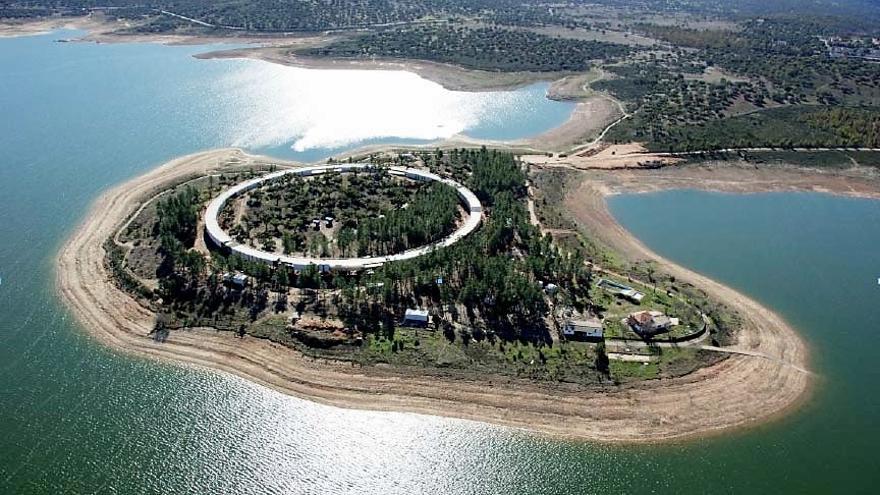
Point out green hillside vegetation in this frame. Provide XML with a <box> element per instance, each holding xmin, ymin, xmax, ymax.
<box><xmin>598</xmin><ymin>17</ymin><xmax>880</xmax><ymax>149</ymax></box>
<box><xmin>302</xmin><ymin>25</ymin><xmax>632</xmax><ymax>72</ymax></box>
<box><xmin>801</xmin><ymin>108</ymin><xmax>880</xmax><ymax>147</ymax></box>
<box><xmin>637</xmin><ymin>19</ymin><xmax>880</xmax><ymax>106</ymax></box>
<box><xmin>8</xmin><ymin>0</ymin><xmax>879</xmax><ymax>30</ymax></box>
<box><xmin>0</xmin><ymin>0</ymin><xmax>606</xmax><ymax>32</ymax></box>
<box><xmin>626</xmin><ymin>106</ymin><xmax>880</xmax><ymax>151</ymax></box>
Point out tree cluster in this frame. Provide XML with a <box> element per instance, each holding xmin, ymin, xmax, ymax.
<box><xmin>303</xmin><ymin>25</ymin><xmax>631</xmax><ymax>72</ymax></box>
<box><xmin>225</xmin><ymin>169</ymin><xmax>462</xmax><ymax>258</ymax></box>
<box><xmin>155</xmin><ymin>186</ymin><xmax>207</xmax><ymax>302</ymax></box>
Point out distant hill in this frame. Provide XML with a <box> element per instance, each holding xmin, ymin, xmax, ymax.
<box><xmin>3</xmin><ymin>1</ymin><xmax>878</xmax><ymax>32</ymax></box>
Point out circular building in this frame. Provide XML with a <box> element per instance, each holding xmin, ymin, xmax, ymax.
<box><xmin>204</xmin><ymin>164</ymin><xmax>483</xmax><ymax>272</ymax></box>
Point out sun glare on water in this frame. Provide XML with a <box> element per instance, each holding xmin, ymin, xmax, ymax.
<box><xmin>215</xmin><ymin>61</ymin><xmax>526</xmax><ymax>152</ymax></box>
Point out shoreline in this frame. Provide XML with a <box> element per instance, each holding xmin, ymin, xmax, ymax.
<box><xmin>197</xmin><ymin>47</ymin><xmax>569</xmax><ymax>93</ymax></box>
<box><xmin>1</xmin><ymin>16</ymin><xmax>571</xmax><ymax>93</ymax></box>
<box><xmin>195</xmin><ymin>47</ymin><xmax>623</xmax><ymax>150</ymax></box>
<box><xmin>2</xmin><ymin>15</ymin><xmax>616</xmax><ymax>153</ymax></box>
<box><xmin>57</xmin><ymin>148</ymin><xmax>823</xmax><ymax>443</ymax></box>
<box><xmin>574</xmin><ymin>160</ymin><xmax>880</xmax><ymax>202</ymax></box>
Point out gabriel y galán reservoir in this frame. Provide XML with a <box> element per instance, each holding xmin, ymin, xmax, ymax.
<box><xmin>1</xmin><ymin>30</ymin><xmax>879</xmax><ymax>493</ymax></box>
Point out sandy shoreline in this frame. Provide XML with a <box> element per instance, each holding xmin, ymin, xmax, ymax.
<box><xmin>56</xmin><ymin>148</ymin><xmax>827</xmax><ymax>443</ymax></box>
<box><xmin>573</xmin><ymin>160</ymin><xmax>880</xmax><ymax>202</ymax></box>
<box><xmin>1</xmin><ymin>16</ymin><xmax>569</xmax><ymax>93</ymax></box>
<box><xmin>197</xmin><ymin>46</ymin><xmax>571</xmax><ymax>93</ymax></box>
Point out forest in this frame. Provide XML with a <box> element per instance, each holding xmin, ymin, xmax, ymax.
<box><xmin>153</xmin><ymin>186</ymin><xmax>209</xmax><ymax>303</ymax></box>
<box><xmin>222</xmin><ymin>169</ymin><xmax>462</xmax><ymax>258</ymax></box>
<box><xmin>0</xmin><ymin>0</ymin><xmax>618</xmax><ymax>31</ymax></box>
<box><xmin>6</xmin><ymin>0</ymin><xmax>879</xmax><ymax>28</ymax></box>
<box><xmin>632</xmin><ymin>106</ymin><xmax>880</xmax><ymax>151</ymax></box>
<box><xmin>637</xmin><ymin>19</ymin><xmax>880</xmax><ymax>105</ymax></box>
<box><xmin>130</xmin><ymin>149</ymin><xmax>594</xmax><ymax>344</ymax></box>
<box><xmin>303</xmin><ymin>25</ymin><xmax>631</xmax><ymax>72</ymax></box>
<box><xmin>598</xmin><ymin>17</ymin><xmax>880</xmax><ymax>149</ymax></box>
<box><xmin>340</xmin><ymin>148</ymin><xmax>590</xmax><ymax>343</ymax></box>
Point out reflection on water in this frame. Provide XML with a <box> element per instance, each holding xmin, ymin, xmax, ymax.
<box><xmin>217</xmin><ymin>64</ymin><xmax>535</xmax><ymax>152</ymax></box>
<box><xmin>2</xmin><ymin>29</ymin><xmax>880</xmax><ymax>495</ymax></box>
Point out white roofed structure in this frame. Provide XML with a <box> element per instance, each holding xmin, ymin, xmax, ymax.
<box><xmin>203</xmin><ymin>164</ymin><xmax>483</xmax><ymax>272</ymax></box>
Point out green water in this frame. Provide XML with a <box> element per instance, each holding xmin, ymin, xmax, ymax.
<box><xmin>2</xmin><ymin>31</ymin><xmax>880</xmax><ymax>494</ymax></box>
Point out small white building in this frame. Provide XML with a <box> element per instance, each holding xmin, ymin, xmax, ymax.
<box><xmin>620</xmin><ymin>288</ymin><xmax>645</xmax><ymax>303</ymax></box>
<box><xmin>402</xmin><ymin>308</ymin><xmax>429</xmax><ymax>327</ymax></box>
<box><xmin>562</xmin><ymin>318</ymin><xmax>604</xmax><ymax>341</ymax></box>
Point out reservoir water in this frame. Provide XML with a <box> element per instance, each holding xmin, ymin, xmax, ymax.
<box><xmin>1</xmin><ymin>31</ymin><xmax>879</xmax><ymax>493</ymax></box>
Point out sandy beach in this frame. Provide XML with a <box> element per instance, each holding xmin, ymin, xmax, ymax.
<box><xmin>197</xmin><ymin>46</ymin><xmax>570</xmax><ymax>93</ymax></box>
<box><xmin>0</xmin><ymin>19</ymin><xmax>60</xmax><ymax>38</ymax></box>
<box><xmin>55</xmin><ymin>148</ymin><xmax>829</xmax><ymax>443</ymax></box>
<box><xmin>0</xmin><ymin>16</ymin><xmax>104</xmax><ymax>38</ymax></box>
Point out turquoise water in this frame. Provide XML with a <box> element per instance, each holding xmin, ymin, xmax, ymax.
<box><xmin>2</xmin><ymin>30</ymin><xmax>880</xmax><ymax>493</ymax></box>
<box><xmin>608</xmin><ymin>190</ymin><xmax>880</xmax><ymax>492</ymax></box>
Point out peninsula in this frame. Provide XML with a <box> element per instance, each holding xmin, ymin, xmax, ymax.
<box><xmin>21</xmin><ymin>0</ymin><xmax>880</xmax><ymax>442</ymax></box>
<box><xmin>57</xmin><ymin>144</ymin><xmax>837</xmax><ymax>442</ymax></box>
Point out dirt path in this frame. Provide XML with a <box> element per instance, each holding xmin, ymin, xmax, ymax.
<box><xmin>58</xmin><ymin>149</ymin><xmax>816</xmax><ymax>443</ymax></box>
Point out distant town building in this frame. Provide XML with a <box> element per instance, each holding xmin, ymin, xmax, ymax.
<box><xmin>562</xmin><ymin>318</ymin><xmax>604</xmax><ymax>341</ymax></box>
<box><xmin>402</xmin><ymin>308</ymin><xmax>429</xmax><ymax>327</ymax></box>
<box><xmin>627</xmin><ymin>310</ymin><xmax>672</xmax><ymax>335</ymax></box>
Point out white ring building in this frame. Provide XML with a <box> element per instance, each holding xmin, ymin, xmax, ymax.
<box><xmin>204</xmin><ymin>164</ymin><xmax>483</xmax><ymax>272</ymax></box>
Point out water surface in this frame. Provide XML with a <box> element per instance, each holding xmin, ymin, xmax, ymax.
<box><xmin>1</xmin><ymin>31</ymin><xmax>879</xmax><ymax>494</ymax></box>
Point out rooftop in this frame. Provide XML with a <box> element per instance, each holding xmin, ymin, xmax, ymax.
<box><xmin>566</xmin><ymin>318</ymin><xmax>603</xmax><ymax>329</ymax></box>
<box><xmin>404</xmin><ymin>308</ymin><xmax>429</xmax><ymax>318</ymax></box>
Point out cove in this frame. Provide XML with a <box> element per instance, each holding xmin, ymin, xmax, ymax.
<box><xmin>0</xmin><ymin>29</ymin><xmax>573</xmax><ymax>164</ymax></box>
<box><xmin>607</xmin><ymin>189</ymin><xmax>880</xmax><ymax>493</ymax></box>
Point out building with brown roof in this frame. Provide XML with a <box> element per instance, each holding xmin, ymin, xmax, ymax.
<box><xmin>627</xmin><ymin>310</ymin><xmax>672</xmax><ymax>335</ymax></box>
